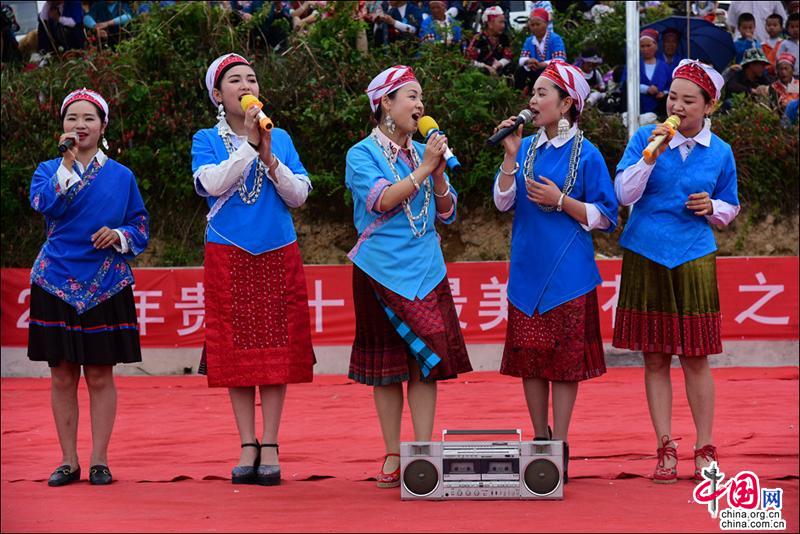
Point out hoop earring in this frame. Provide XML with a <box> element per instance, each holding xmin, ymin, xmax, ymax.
<box><xmin>216</xmin><ymin>103</ymin><xmax>226</xmax><ymax>121</ymax></box>
<box><xmin>384</xmin><ymin>113</ymin><xmax>396</xmax><ymax>135</ymax></box>
<box><xmin>557</xmin><ymin>114</ymin><xmax>570</xmax><ymax>140</ymax></box>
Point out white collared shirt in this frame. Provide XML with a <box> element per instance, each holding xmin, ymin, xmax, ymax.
<box><xmin>494</xmin><ymin>124</ymin><xmax>611</xmax><ymax>231</ymax></box>
<box><xmin>614</xmin><ymin>121</ymin><xmax>740</xmax><ymax>227</ymax></box>
<box><xmin>194</xmin><ymin>118</ymin><xmax>311</xmax><ymax>209</ymax></box>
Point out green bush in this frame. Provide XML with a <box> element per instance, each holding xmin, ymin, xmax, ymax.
<box><xmin>1</xmin><ymin>2</ymin><xmax>797</xmax><ymax>268</ymax></box>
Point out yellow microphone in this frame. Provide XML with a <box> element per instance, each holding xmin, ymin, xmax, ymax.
<box><xmin>643</xmin><ymin>115</ymin><xmax>680</xmax><ymax>161</ymax></box>
<box><xmin>240</xmin><ymin>94</ymin><xmax>273</xmax><ymax>131</ymax></box>
<box><xmin>417</xmin><ymin>116</ymin><xmax>460</xmax><ymax>169</ymax></box>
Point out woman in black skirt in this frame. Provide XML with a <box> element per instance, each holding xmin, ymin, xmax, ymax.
<box><xmin>27</xmin><ymin>88</ymin><xmax>149</xmax><ymax>486</ymax></box>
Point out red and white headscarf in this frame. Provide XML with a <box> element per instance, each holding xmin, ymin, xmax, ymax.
<box><xmin>540</xmin><ymin>60</ymin><xmax>591</xmax><ymax>113</ymax></box>
<box><xmin>60</xmin><ymin>88</ymin><xmax>109</xmax><ymax>124</ymax></box>
<box><xmin>365</xmin><ymin>65</ymin><xmax>418</xmax><ymax>113</ymax></box>
<box><xmin>205</xmin><ymin>53</ymin><xmax>251</xmax><ymax>105</ymax></box>
<box><xmin>530</xmin><ymin>7</ymin><xmax>549</xmax><ymax>23</ymax></box>
<box><xmin>672</xmin><ymin>59</ymin><xmax>724</xmax><ymax>101</ymax></box>
<box><xmin>777</xmin><ymin>52</ymin><xmax>796</xmax><ymax>67</ymax></box>
<box><xmin>482</xmin><ymin>5</ymin><xmax>504</xmax><ymax>24</ymax></box>
<box><xmin>639</xmin><ymin>28</ymin><xmax>659</xmax><ymax>43</ymax></box>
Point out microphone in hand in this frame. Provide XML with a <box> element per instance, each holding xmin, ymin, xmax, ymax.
<box><xmin>240</xmin><ymin>95</ymin><xmax>274</xmax><ymax>131</ymax></box>
<box><xmin>487</xmin><ymin>109</ymin><xmax>534</xmax><ymax>146</ymax></box>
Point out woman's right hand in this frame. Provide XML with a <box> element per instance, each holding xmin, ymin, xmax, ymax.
<box><xmin>58</xmin><ymin>132</ymin><xmax>79</xmax><ymax>168</ymax></box>
<box><xmin>496</xmin><ymin>116</ymin><xmax>523</xmax><ymax>157</ymax></box>
<box><xmin>643</xmin><ymin>122</ymin><xmax>675</xmax><ymax>164</ymax></box>
<box><xmin>243</xmin><ymin>104</ymin><xmax>262</xmax><ymax>146</ymax></box>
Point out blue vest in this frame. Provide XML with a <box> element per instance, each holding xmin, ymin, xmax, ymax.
<box><xmin>191</xmin><ymin>126</ymin><xmax>307</xmax><ymax>254</ymax></box>
<box><xmin>616</xmin><ymin>125</ymin><xmax>739</xmax><ymax>268</ymax></box>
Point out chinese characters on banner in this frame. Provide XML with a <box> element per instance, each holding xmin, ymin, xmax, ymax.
<box><xmin>1</xmin><ymin>257</ymin><xmax>797</xmax><ymax>347</ymax></box>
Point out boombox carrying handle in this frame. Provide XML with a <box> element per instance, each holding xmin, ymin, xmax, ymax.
<box><xmin>442</xmin><ymin>429</ymin><xmax>522</xmax><ymax>442</ymax></box>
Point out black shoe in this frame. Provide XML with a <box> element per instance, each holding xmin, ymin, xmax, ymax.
<box><xmin>256</xmin><ymin>443</ymin><xmax>280</xmax><ymax>486</ymax></box>
<box><xmin>48</xmin><ymin>464</ymin><xmax>80</xmax><ymax>487</ymax></box>
<box><xmin>533</xmin><ymin>425</ymin><xmax>553</xmax><ymax>441</ymax></box>
<box><xmin>563</xmin><ymin>442</ymin><xmax>569</xmax><ymax>485</ymax></box>
<box><xmin>89</xmin><ymin>465</ymin><xmax>113</xmax><ymax>485</ymax></box>
<box><xmin>232</xmin><ymin>442</ymin><xmax>260</xmax><ymax>485</ymax></box>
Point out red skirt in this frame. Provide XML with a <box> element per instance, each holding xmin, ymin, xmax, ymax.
<box><xmin>349</xmin><ymin>266</ymin><xmax>472</xmax><ymax>385</ymax></box>
<box><xmin>201</xmin><ymin>241</ymin><xmax>315</xmax><ymax>387</ymax></box>
<box><xmin>500</xmin><ymin>289</ymin><xmax>606</xmax><ymax>382</ymax></box>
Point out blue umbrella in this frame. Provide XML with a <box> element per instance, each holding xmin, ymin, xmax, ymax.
<box><xmin>643</xmin><ymin>16</ymin><xmax>735</xmax><ymax>72</ymax></box>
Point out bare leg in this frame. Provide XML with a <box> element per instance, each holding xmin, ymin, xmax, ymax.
<box><xmin>644</xmin><ymin>352</ymin><xmax>677</xmax><ymax>469</ymax></box>
<box><xmin>83</xmin><ymin>365</ymin><xmax>116</xmax><ymax>466</ymax></box>
<box><xmin>406</xmin><ymin>359</ymin><xmax>437</xmax><ymax>442</ymax></box>
<box><xmin>679</xmin><ymin>356</ymin><xmax>715</xmax><ymax>469</ymax></box>
<box><xmin>522</xmin><ymin>378</ymin><xmax>550</xmax><ymax>438</ymax></box>
<box><xmin>373</xmin><ymin>382</ymin><xmax>403</xmax><ymax>473</ymax></box>
<box><xmin>551</xmin><ymin>381</ymin><xmax>579</xmax><ymax>442</ymax></box>
<box><xmin>258</xmin><ymin>384</ymin><xmax>287</xmax><ymax>465</ymax></box>
<box><xmin>228</xmin><ymin>387</ymin><xmax>258</xmax><ymax>466</ymax></box>
<box><xmin>50</xmin><ymin>361</ymin><xmax>81</xmax><ymax>469</ymax></box>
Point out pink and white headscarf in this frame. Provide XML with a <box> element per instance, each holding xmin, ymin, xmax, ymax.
<box><xmin>540</xmin><ymin>60</ymin><xmax>591</xmax><ymax>113</ymax></box>
<box><xmin>672</xmin><ymin>59</ymin><xmax>724</xmax><ymax>100</ymax></box>
<box><xmin>61</xmin><ymin>88</ymin><xmax>109</xmax><ymax>124</ymax></box>
<box><xmin>204</xmin><ymin>53</ymin><xmax>251</xmax><ymax>105</ymax></box>
<box><xmin>365</xmin><ymin>65</ymin><xmax>418</xmax><ymax>113</ymax></box>
<box><xmin>482</xmin><ymin>5</ymin><xmax>504</xmax><ymax>24</ymax></box>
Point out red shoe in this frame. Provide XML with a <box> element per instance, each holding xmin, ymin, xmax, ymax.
<box><xmin>653</xmin><ymin>435</ymin><xmax>680</xmax><ymax>484</ymax></box>
<box><xmin>376</xmin><ymin>453</ymin><xmax>401</xmax><ymax>488</ymax></box>
<box><xmin>694</xmin><ymin>444</ymin><xmax>718</xmax><ymax>482</ymax></box>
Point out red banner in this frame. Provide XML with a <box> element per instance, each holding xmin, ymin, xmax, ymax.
<box><xmin>1</xmin><ymin>257</ymin><xmax>797</xmax><ymax>347</ymax></box>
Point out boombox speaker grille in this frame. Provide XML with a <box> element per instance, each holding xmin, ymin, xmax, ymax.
<box><xmin>523</xmin><ymin>458</ymin><xmax>560</xmax><ymax>496</ymax></box>
<box><xmin>403</xmin><ymin>459</ymin><xmax>439</xmax><ymax>496</ymax></box>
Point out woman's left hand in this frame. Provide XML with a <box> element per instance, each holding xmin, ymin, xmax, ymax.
<box><xmin>686</xmin><ymin>192</ymin><xmax>713</xmax><ymax>216</ymax></box>
<box><xmin>526</xmin><ymin>175</ymin><xmax>562</xmax><ymax>206</ymax></box>
<box><xmin>91</xmin><ymin>226</ymin><xmax>121</xmax><ymax>250</ymax></box>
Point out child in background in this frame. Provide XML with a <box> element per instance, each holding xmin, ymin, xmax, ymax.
<box><xmin>771</xmin><ymin>53</ymin><xmax>799</xmax><ymax>110</ymax></box>
<box><xmin>734</xmin><ymin>12</ymin><xmax>760</xmax><ymax>64</ymax></box>
<box><xmin>777</xmin><ymin>13</ymin><xmax>800</xmax><ymax>77</ymax></box>
<box><xmin>762</xmin><ymin>13</ymin><xmax>784</xmax><ymax>75</ymax></box>
<box><xmin>576</xmin><ymin>47</ymin><xmax>607</xmax><ymax>107</ymax></box>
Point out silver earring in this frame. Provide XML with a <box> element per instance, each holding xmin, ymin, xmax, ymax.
<box><xmin>384</xmin><ymin>113</ymin><xmax>396</xmax><ymax>135</ymax></box>
<box><xmin>557</xmin><ymin>115</ymin><xmax>570</xmax><ymax>140</ymax></box>
<box><xmin>101</xmin><ymin>136</ymin><xmax>109</xmax><ymax>151</ymax></box>
<box><xmin>216</xmin><ymin>103</ymin><xmax>226</xmax><ymax>121</ymax></box>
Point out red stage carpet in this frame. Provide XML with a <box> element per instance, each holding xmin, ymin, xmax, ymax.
<box><xmin>2</xmin><ymin>368</ymin><xmax>797</xmax><ymax>533</ymax></box>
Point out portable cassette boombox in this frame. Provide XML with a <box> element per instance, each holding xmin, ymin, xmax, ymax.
<box><xmin>400</xmin><ymin>429</ymin><xmax>564</xmax><ymax>500</ymax></box>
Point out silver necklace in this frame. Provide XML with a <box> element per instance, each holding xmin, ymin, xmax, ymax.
<box><xmin>370</xmin><ymin>131</ymin><xmax>432</xmax><ymax>238</ymax></box>
<box><xmin>523</xmin><ymin>129</ymin><xmax>584</xmax><ymax>212</ymax></box>
<box><xmin>221</xmin><ymin>132</ymin><xmax>265</xmax><ymax>205</ymax></box>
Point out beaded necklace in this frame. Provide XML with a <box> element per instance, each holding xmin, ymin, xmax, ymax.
<box><xmin>370</xmin><ymin>130</ymin><xmax>431</xmax><ymax>238</ymax></box>
<box><xmin>523</xmin><ymin>128</ymin><xmax>584</xmax><ymax>212</ymax></box>
<box><xmin>220</xmin><ymin>132</ymin><xmax>265</xmax><ymax>205</ymax></box>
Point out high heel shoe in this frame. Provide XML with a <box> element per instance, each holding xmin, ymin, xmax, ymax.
<box><xmin>693</xmin><ymin>444</ymin><xmax>718</xmax><ymax>482</ymax></box>
<box><xmin>653</xmin><ymin>435</ymin><xmax>680</xmax><ymax>484</ymax></box>
<box><xmin>231</xmin><ymin>441</ymin><xmax>260</xmax><ymax>485</ymax></box>
<box><xmin>376</xmin><ymin>453</ymin><xmax>401</xmax><ymax>488</ymax></box>
<box><xmin>256</xmin><ymin>443</ymin><xmax>280</xmax><ymax>486</ymax></box>
<box><xmin>533</xmin><ymin>426</ymin><xmax>553</xmax><ymax>441</ymax></box>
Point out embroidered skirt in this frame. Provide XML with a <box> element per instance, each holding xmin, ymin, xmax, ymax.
<box><xmin>349</xmin><ymin>266</ymin><xmax>472</xmax><ymax>386</ymax></box>
<box><xmin>200</xmin><ymin>241</ymin><xmax>315</xmax><ymax>387</ymax></box>
<box><xmin>27</xmin><ymin>284</ymin><xmax>142</xmax><ymax>367</ymax></box>
<box><xmin>612</xmin><ymin>250</ymin><xmax>722</xmax><ymax>357</ymax></box>
<box><xmin>500</xmin><ymin>289</ymin><xmax>606</xmax><ymax>382</ymax></box>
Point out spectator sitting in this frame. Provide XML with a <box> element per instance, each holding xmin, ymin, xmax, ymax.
<box><xmin>734</xmin><ymin>12</ymin><xmax>760</xmax><ymax>64</ymax></box>
<box><xmin>621</xmin><ymin>29</ymin><xmax>671</xmax><ymax>116</ymax></box>
<box><xmin>291</xmin><ymin>1</ymin><xmax>327</xmax><ymax>33</ymax></box>
<box><xmin>770</xmin><ymin>53</ymin><xmax>799</xmax><ymax>111</ymax></box>
<box><xmin>514</xmin><ymin>8</ymin><xmax>565</xmax><ymax>93</ymax></box>
<box><xmin>374</xmin><ymin>1</ymin><xmax>422</xmax><ymax>44</ymax></box>
<box><xmin>659</xmin><ymin>28</ymin><xmax>684</xmax><ymax>72</ymax></box>
<box><xmin>530</xmin><ymin>0</ymin><xmax>554</xmax><ymax>32</ymax></box>
<box><xmin>776</xmin><ymin>13</ymin><xmax>799</xmax><ymax>77</ymax></box>
<box><xmin>229</xmin><ymin>0</ymin><xmax>263</xmax><ymax>23</ymax></box>
<box><xmin>761</xmin><ymin>13</ymin><xmax>784</xmax><ymax>75</ymax></box>
<box><xmin>726</xmin><ymin>47</ymin><xmax>773</xmax><ymax>99</ymax></box>
<box><xmin>37</xmin><ymin>1</ymin><xmax>85</xmax><ymax>54</ymax></box>
<box><xmin>464</xmin><ymin>6</ymin><xmax>513</xmax><ymax>77</ymax></box>
<box><xmin>575</xmin><ymin>47</ymin><xmax>606</xmax><ymax>107</ymax></box>
<box><xmin>419</xmin><ymin>0</ymin><xmax>461</xmax><ymax>46</ymax></box>
<box><xmin>84</xmin><ymin>1</ymin><xmax>133</xmax><ymax>47</ymax></box>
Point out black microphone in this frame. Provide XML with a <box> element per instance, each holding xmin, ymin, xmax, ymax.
<box><xmin>487</xmin><ymin>110</ymin><xmax>534</xmax><ymax>146</ymax></box>
<box><xmin>58</xmin><ymin>138</ymin><xmax>75</xmax><ymax>154</ymax></box>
